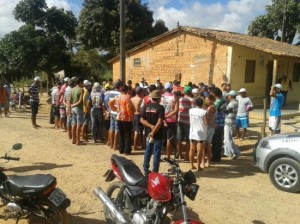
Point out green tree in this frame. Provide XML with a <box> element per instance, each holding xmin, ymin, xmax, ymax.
<box><xmin>0</xmin><ymin>0</ymin><xmax>78</xmax><ymax>81</ymax></box>
<box><xmin>248</xmin><ymin>0</ymin><xmax>300</xmax><ymax>44</ymax></box>
<box><xmin>77</xmin><ymin>0</ymin><xmax>168</xmax><ymax>54</ymax></box>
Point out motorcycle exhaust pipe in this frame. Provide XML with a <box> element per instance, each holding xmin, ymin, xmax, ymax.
<box><xmin>94</xmin><ymin>187</ymin><xmax>129</xmax><ymax>224</ymax></box>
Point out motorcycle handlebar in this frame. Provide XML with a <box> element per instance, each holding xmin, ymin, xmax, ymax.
<box><xmin>1</xmin><ymin>155</ymin><xmax>20</xmax><ymax>161</ymax></box>
<box><xmin>161</xmin><ymin>157</ymin><xmax>177</xmax><ymax>166</ymax></box>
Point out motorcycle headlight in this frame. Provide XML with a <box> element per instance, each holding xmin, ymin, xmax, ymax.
<box><xmin>183</xmin><ymin>170</ymin><xmax>196</xmax><ymax>184</ymax></box>
<box><xmin>185</xmin><ymin>184</ymin><xmax>199</xmax><ymax>201</ymax></box>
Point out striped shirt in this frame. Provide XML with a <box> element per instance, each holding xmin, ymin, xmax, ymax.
<box><xmin>29</xmin><ymin>83</ymin><xmax>39</xmax><ymax>102</ymax></box>
<box><xmin>51</xmin><ymin>87</ymin><xmax>60</xmax><ymax>105</ymax></box>
<box><xmin>178</xmin><ymin>96</ymin><xmax>193</xmax><ymax>124</ymax></box>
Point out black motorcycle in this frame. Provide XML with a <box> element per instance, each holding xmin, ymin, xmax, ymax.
<box><xmin>0</xmin><ymin>143</ymin><xmax>71</xmax><ymax>224</ymax></box>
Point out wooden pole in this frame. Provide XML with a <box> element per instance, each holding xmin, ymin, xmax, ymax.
<box><xmin>261</xmin><ymin>98</ymin><xmax>267</xmax><ymax>137</ymax></box>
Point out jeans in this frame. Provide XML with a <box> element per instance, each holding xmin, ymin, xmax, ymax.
<box><xmin>143</xmin><ymin>139</ymin><xmax>163</xmax><ymax>174</ymax></box>
<box><xmin>223</xmin><ymin>125</ymin><xmax>240</xmax><ymax>157</ymax></box>
<box><xmin>117</xmin><ymin>121</ymin><xmax>132</xmax><ymax>154</ymax></box>
<box><xmin>91</xmin><ymin>108</ymin><xmax>104</xmax><ymax>141</ymax></box>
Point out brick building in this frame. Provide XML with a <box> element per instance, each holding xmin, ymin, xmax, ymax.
<box><xmin>109</xmin><ymin>26</ymin><xmax>300</xmax><ymax>103</ymax></box>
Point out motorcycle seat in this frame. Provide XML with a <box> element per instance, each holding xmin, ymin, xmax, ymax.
<box><xmin>3</xmin><ymin>174</ymin><xmax>56</xmax><ymax>196</ymax></box>
<box><xmin>112</xmin><ymin>154</ymin><xmax>145</xmax><ymax>186</ymax></box>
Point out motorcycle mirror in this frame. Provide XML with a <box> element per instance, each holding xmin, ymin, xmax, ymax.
<box><xmin>12</xmin><ymin>143</ymin><xmax>22</xmax><ymax>150</ymax></box>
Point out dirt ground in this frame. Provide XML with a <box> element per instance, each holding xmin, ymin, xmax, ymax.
<box><xmin>1</xmin><ymin>95</ymin><xmax>300</xmax><ymax>224</ymax></box>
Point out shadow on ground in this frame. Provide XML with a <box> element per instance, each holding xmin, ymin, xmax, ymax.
<box><xmin>5</xmin><ymin>163</ymin><xmax>73</xmax><ymax>173</ymax></box>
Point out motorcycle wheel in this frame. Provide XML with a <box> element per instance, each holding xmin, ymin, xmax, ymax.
<box><xmin>29</xmin><ymin>200</ymin><xmax>70</xmax><ymax>224</ymax></box>
<box><xmin>104</xmin><ymin>181</ymin><xmax>127</xmax><ymax>224</ymax></box>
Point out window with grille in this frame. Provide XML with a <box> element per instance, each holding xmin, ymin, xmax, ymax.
<box><xmin>133</xmin><ymin>58</ymin><xmax>141</xmax><ymax>67</ymax></box>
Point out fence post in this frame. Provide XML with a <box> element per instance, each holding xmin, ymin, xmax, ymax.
<box><xmin>261</xmin><ymin>98</ymin><xmax>267</xmax><ymax>137</ymax></box>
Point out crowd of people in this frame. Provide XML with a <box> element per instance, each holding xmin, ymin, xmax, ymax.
<box><xmin>42</xmin><ymin>76</ymin><xmax>259</xmax><ymax>174</ymax></box>
<box><xmin>1</xmin><ymin>75</ymin><xmax>284</xmax><ymax>175</ymax></box>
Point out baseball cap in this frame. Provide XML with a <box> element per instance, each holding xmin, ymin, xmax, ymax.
<box><xmin>227</xmin><ymin>90</ymin><xmax>237</xmax><ymax>96</ymax></box>
<box><xmin>184</xmin><ymin>85</ymin><xmax>192</xmax><ymax>94</ymax></box>
<box><xmin>150</xmin><ymin>90</ymin><xmax>161</xmax><ymax>99</ymax></box>
<box><xmin>238</xmin><ymin>88</ymin><xmax>247</xmax><ymax>93</ymax></box>
<box><xmin>164</xmin><ymin>82</ymin><xmax>172</xmax><ymax>90</ymax></box>
<box><xmin>274</xmin><ymin>83</ymin><xmax>282</xmax><ymax>89</ymax></box>
<box><xmin>83</xmin><ymin>80</ymin><xmax>91</xmax><ymax>86</ymax></box>
<box><xmin>156</xmin><ymin>77</ymin><xmax>160</xmax><ymax>81</ymax></box>
<box><xmin>64</xmin><ymin>77</ymin><xmax>70</xmax><ymax>82</ymax></box>
<box><xmin>93</xmin><ymin>82</ymin><xmax>100</xmax><ymax>88</ymax></box>
<box><xmin>192</xmin><ymin>88</ymin><xmax>199</xmax><ymax>94</ymax></box>
<box><xmin>34</xmin><ymin>76</ymin><xmax>41</xmax><ymax>82</ymax></box>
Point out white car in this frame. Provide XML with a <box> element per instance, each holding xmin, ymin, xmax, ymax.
<box><xmin>254</xmin><ymin>133</ymin><xmax>300</xmax><ymax>193</ymax></box>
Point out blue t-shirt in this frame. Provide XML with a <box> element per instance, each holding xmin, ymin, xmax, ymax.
<box><xmin>269</xmin><ymin>93</ymin><xmax>284</xmax><ymax>116</ymax></box>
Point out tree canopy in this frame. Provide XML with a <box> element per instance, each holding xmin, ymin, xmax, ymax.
<box><xmin>77</xmin><ymin>0</ymin><xmax>168</xmax><ymax>54</ymax></box>
<box><xmin>0</xmin><ymin>0</ymin><xmax>77</xmax><ymax>81</ymax></box>
<box><xmin>248</xmin><ymin>0</ymin><xmax>300</xmax><ymax>44</ymax></box>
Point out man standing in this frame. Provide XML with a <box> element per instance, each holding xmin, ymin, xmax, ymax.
<box><xmin>211</xmin><ymin>87</ymin><xmax>226</xmax><ymax>162</ymax></box>
<box><xmin>82</xmin><ymin>80</ymin><xmax>91</xmax><ymax>141</ymax></box>
<box><xmin>223</xmin><ymin>90</ymin><xmax>240</xmax><ymax>159</ymax></box>
<box><xmin>69</xmin><ymin>77</ymin><xmax>85</xmax><ymax>145</ymax></box>
<box><xmin>59</xmin><ymin>77</ymin><xmax>70</xmax><ymax>132</ymax></box>
<box><xmin>269</xmin><ymin>84</ymin><xmax>284</xmax><ymax>135</ymax></box>
<box><xmin>28</xmin><ymin>77</ymin><xmax>41</xmax><ymax>128</ymax></box>
<box><xmin>51</xmin><ymin>81</ymin><xmax>62</xmax><ymax>129</ymax></box>
<box><xmin>131</xmin><ymin>87</ymin><xmax>144</xmax><ymax>150</ymax></box>
<box><xmin>116</xmin><ymin>85</ymin><xmax>134</xmax><ymax>155</ymax></box>
<box><xmin>277</xmin><ymin>74</ymin><xmax>292</xmax><ymax>107</ymax></box>
<box><xmin>236</xmin><ymin>88</ymin><xmax>253</xmax><ymax>140</ymax></box>
<box><xmin>141</xmin><ymin>90</ymin><xmax>165</xmax><ymax>175</ymax></box>
<box><xmin>0</xmin><ymin>80</ymin><xmax>9</xmax><ymax>117</ymax></box>
<box><xmin>161</xmin><ymin>82</ymin><xmax>179</xmax><ymax>159</ymax></box>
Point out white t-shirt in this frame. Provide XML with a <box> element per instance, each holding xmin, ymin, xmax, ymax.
<box><xmin>189</xmin><ymin>107</ymin><xmax>207</xmax><ymax>141</ymax></box>
<box><xmin>236</xmin><ymin>95</ymin><xmax>253</xmax><ymax>116</ymax></box>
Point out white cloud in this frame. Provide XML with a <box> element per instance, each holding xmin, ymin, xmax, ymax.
<box><xmin>150</xmin><ymin>0</ymin><xmax>272</xmax><ymax>34</ymax></box>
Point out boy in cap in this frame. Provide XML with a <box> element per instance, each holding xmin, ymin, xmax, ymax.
<box><xmin>141</xmin><ymin>90</ymin><xmax>165</xmax><ymax>175</ymax></box>
<box><xmin>235</xmin><ymin>88</ymin><xmax>253</xmax><ymax>140</ymax></box>
<box><xmin>269</xmin><ymin>84</ymin><xmax>284</xmax><ymax>135</ymax></box>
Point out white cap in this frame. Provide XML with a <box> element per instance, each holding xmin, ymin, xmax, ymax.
<box><xmin>34</xmin><ymin>76</ymin><xmax>41</xmax><ymax>82</ymax></box>
<box><xmin>64</xmin><ymin>77</ymin><xmax>70</xmax><ymax>82</ymax></box>
<box><xmin>238</xmin><ymin>88</ymin><xmax>247</xmax><ymax>93</ymax></box>
<box><xmin>227</xmin><ymin>90</ymin><xmax>237</xmax><ymax>96</ymax></box>
<box><xmin>274</xmin><ymin>83</ymin><xmax>282</xmax><ymax>89</ymax></box>
<box><xmin>156</xmin><ymin>77</ymin><xmax>160</xmax><ymax>81</ymax></box>
<box><xmin>192</xmin><ymin>88</ymin><xmax>199</xmax><ymax>94</ymax></box>
<box><xmin>84</xmin><ymin>80</ymin><xmax>91</xmax><ymax>86</ymax></box>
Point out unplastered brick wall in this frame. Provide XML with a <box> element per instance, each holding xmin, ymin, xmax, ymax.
<box><xmin>113</xmin><ymin>31</ymin><xmax>229</xmax><ymax>87</ymax></box>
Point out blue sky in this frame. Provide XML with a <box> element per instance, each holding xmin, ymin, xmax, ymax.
<box><xmin>0</xmin><ymin>0</ymin><xmax>272</xmax><ymax>38</ymax></box>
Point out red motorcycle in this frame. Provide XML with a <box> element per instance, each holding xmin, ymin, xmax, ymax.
<box><xmin>94</xmin><ymin>154</ymin><xmax>203</xmax><ymax>224</ymax></box>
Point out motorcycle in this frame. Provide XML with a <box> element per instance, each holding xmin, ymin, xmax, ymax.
<box><xmin>0</xmin><ymin>143</ymin><xmax>71</xmax><ymax>224</ymax></box>
<box><xmin>94</xmin><ymin>154</ymin><xmax>203</xmax><ymax>224</ymax></box>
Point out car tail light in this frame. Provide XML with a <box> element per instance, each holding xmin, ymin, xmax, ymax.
<box><xmin>42</xmin><ymin>182</ymin><xmax>57</xmax><ymax>196</ymax></box>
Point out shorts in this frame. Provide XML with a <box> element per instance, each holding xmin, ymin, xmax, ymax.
<box><xmin>30</xmin><ymin>101</ymin><xmax>39</xmax><ymax>115</ymax></box>
<box><xmin>52</xmin><ymin>105</ymin><xmax>60</xmax><ymax>117</ymax></box>
<box><xmin>166</xmin><ymin>122</ymin><xmax>177</xmax><ymax>140</ymax></box>
<box><xmin>236</xmin><ymin>115</ymin><xmax>249</xmax><ymax>128</ymax></box>
<box><xmin>71</xmin><ymin>107</ymin><xmax>84</xmax><ymax>125</ymax></box>
<box><xmin>84</xmin><ymin>114</ymin><xmax>91</xmax><ymax>125</ymax></box>
<box><xmin>67</xmin><ymin>115</ymin><xmax>72</xmax><ymax>127</ymax></box>
<box><xmin>109</xmin><ymin>113</ymin><xmax>119</xmax><ymax>131</ymax></box>
<box><xmin>269</xmin><ymin>116</ymin><xmax>281</xmax><ymax>134</ymax></box>
<box><xmin>177</xmin><ymin>122</ymin><xmax>190</xmax><ymax>142</ymax></box>
<box><xmin>133</xmin><ymin>114</ymin><xmax>143</xmax><ymax>133</ymax></box>
<box><xmin>206</xmin><ymin>127</ymin><xmax>215</xmax><ymax>144</ymax></box>
<box><xmin>60</xmin><ymin>106</ymin><xmax>66</xmax><ymax>118</ymax></box>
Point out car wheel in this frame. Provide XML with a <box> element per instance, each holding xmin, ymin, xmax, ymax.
<box><xmin>269</xmin><ymin>158</ymin><xmax>300</xmax><ymax>193</ymax></box>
